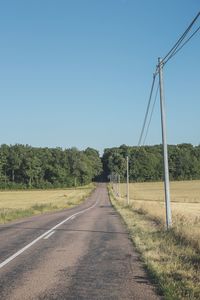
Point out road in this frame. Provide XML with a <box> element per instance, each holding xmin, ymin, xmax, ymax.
<box><xmin>0</xmin><ymin>184</ymin><xmax>161</xmax><ymax>299</ymax></box>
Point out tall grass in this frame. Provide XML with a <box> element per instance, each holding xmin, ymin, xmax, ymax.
<box><xmin>109</xmin><ymin>185</ymin><xmax>200</xmax><ymax>300</ymax></box>
<box><xmin>116</xmin><ymin>181</ymin><xmax>200</xmax><ymax>251</ymax></box>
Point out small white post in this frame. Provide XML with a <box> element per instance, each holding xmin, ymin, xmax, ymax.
<box><xmin>126</xmin><ymin>156</ymin><xmax>130</xmax><ymax>206</ymax></box>
<box><xmin>118</xmin><ymin>174</ymin><xmax>121</xmax><ymax>198</ymax></box>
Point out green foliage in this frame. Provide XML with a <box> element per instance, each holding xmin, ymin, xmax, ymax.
<box><xmin>1</xmin><ymin>142</ymin><xmax>199</xmax><ymax>187</ymax></box>
<box><xmin>0</xmin><ymin>144</ymin><xmax>102</xmax><ymax>189</ymax></box>
<box><xmin>102</xmin><ymin>144</ymin><xmax>200</xmax><ymax>182</ymax></box>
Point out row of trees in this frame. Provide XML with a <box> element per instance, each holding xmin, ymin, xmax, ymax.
<box><xmin>0</xmin><ymin>143</ymin><xmax>199</xmax><ymax>189</ymax></box>
<box><xmin>102</xmin><ymin>144</ymin><xmax>200</xmax><ymax>182</ymax></box>
<box><xmin>0</xmin><ymin>144</ymin><xmax>102</xmax><ymax>189</ymax></box>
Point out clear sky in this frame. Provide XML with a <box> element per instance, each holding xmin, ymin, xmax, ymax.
<box><xmin>0</xmin><ymin>0</ymin><xmax>199</xmax><ymax>154</ymax></box>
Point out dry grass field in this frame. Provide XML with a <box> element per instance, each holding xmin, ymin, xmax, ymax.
<box><xmin>109</xmin><ymin>182</ymin><xmax>200</xmax><ymax>299</ymax></box>
<box><xmin>115</xmin><ymin>180</ymin><xmax>200</xmax><ymax>250</ymax></box>
<box><xmin>0</xmin><ymin>184</ymin><xmax>94</xmax><ymax>223</ymax></box>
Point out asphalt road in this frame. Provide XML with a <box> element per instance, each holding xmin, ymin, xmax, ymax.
<box><xmin>0</xmin><ymin>184</ymin><xmax>161</xmax><ymax>300</ymax></box>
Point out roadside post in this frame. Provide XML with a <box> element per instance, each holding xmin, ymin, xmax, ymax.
<box><xmin>126</xmin><ymin>156</ymin><xmax>130</xmax><ymax>206</ymax></box>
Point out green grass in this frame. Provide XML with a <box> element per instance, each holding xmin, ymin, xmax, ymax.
<box><xmin>0</xmin><ymin>184</ymin><xmax>95</xmax><ymax>224</ymax></box>
<box><xmin>108</xmin><ymin>185</ymin><xmax>200</xmax><ymax>300</ymax></box>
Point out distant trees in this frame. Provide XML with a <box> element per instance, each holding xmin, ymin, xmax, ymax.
<box><xmin>102</xmin><ymin>144</ymin><xmax>200</xmax><ymax>182</ymax></box>
<box><xmin>0</xmin><ymin>144</ymin><xmax>102</xmax><ymax>189</ymax></box>
<box><xmin>1</xmin><ymin>143</ymin><xmax>199</xmax><ymax>189</ymax></box>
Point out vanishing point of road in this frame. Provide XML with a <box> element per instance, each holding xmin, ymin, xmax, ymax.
<box><xmin>0</xmin><ymin>184</ymin><xmax>161</xmax><ymax>299</ymax></box>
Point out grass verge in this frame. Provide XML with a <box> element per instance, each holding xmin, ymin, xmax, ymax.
<box><xmin>108</xmin><ymin>185</ymin><xmax>200</xmax><ymax>300</ymax></box>
<box><xmin>118</xmin><ymin>181</ymin><xmax>200</xmax><ymax>251</ymax></box>
<box><xmin>0</xmin><ymin>184</ymin><xmax>95</xmax><ymax>224</ymax></box>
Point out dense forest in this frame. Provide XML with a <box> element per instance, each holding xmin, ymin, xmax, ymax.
<box><xmin>0</xmin><ymin>143</ymin><xmax>200</xmax><ymax>189</ymax></box>
<box><xmin>0</xmin><ymin>144</ymin><xmax>102</xmax><ymax>189</ymax></box>
<box><xmin>102</xmin><ymin>144</ymin><xmax>200</xmax><ymax>182</ymax></box>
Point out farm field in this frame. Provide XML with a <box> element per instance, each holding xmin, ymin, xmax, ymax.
<box><xmin>115</xmin><ymin>180</ymin><xmax>200</xmax><ymax>249</ymax></box>
<box><xmin>0</xmin><ymin>184</ymin><xmax>94</xmax><ymax>223</ymax></box>
<box><xmin>110</xmin><ymin>181</ymin><xmax>200</xmax><ymax>299</ymax></box>
<box><xmin>119</xmin><ymin>180</ymin><xmax>200</xmax><ymax>216</ymax></box>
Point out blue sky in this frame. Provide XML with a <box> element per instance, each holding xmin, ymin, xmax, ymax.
<box><xmin>0</xmin><ymin>0</ymin><xmax>199</xmax><ymax>154</ymax></box>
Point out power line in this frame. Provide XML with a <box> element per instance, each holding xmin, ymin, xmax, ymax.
<box><xmin>163</xmin><ymin>24</ymin><xmax>200</xmax><ymax>65</ymax></box>
<box><xmin>138</xmin><ymin>72</ymin><xmax>157</xmax><ymax>146</ymax></box>
<box><xmin>138</xmin><ymin>11</ymin><xmax>200</xmax><ymax>148</ymax></box>
<box><xmin>142</xmin><ymin>82</ymin><xmax>159</xmax><ymax>145</ymax></box>
<box><xmin>162</xmin><ymin>11</ymin><xmax>200</xmax><ymax>65</ymax></box>
<box><xmin>137</xmin><ymin>12</ymin><xmax>200</xmax><ymax>230</ymax></box>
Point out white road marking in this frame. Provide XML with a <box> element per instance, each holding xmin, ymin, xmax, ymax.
<box><xmin>0</xmin><ymin>197</ymin><xmax>99</xmax><ymax>269</ymax></box>
<box><xmin>43</xmin><ymin>231</ymin><xmax>55</xmax><ymax>239</ymax></box>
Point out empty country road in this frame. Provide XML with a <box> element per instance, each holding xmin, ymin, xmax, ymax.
<box><xmin>0</xmin><ymin>184</ymin><xmax>161</xmax><ymax>300</ymax></box>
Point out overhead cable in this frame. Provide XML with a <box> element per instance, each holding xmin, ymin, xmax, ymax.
<box><xmin>142</xmin><ymin>82</ymin><xmax>159</xmax><ymax>145</ymax></box>
<box><xmin>138</xmin><ymin>11</ymin><xmax>200</xmax><ymax>147</ymax></box>
<box><xmin>162</xmin><ymin>11</ymin><xmax>200</xmax><ymax>65</ymax></box>
<box><xmin>138</xmin><ymin>72</ymin><xmax>157</xmax><ymax>146</ymax></box>
<box><xmin>163</xmin><ymin>24</ymin><xmax>200</xmax><ymax>65</ymax></box>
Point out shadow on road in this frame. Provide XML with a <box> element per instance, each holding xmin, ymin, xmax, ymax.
<box><xmin>0</xmin><ymin>225</ymin><xmax>128</xmax><ymax>235</ymax></box>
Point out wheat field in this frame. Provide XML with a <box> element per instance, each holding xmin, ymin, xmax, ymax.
<box><xmin>109</xmin><ymin>182</ymin><xmax>200</xmax><ymax>299</ymax></box>
<box><xmin>115</xmin><ymin>180</ymin><xmax>200</xmax><ymax>249</ymax></box>
<box><xmin>0</xmin><ymin>185</ymin><xmax>94</xmax><ymax>223</ymax></box>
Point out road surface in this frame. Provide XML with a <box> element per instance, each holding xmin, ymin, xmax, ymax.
<box><xmin>0</xmin><ymin>184</ymin><xmax>161</xmax><ymax>299</ymax></box>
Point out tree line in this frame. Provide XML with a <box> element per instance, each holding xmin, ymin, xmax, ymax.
<box><xmin>0</xmin><ymin>144</ymin><xmax>102</xmax><ymax>189</ymax></box>
<box><xmin>102</xmin><ymin>143</ymin><xmax>200</xmax><ymax>182</ymax></box>
<box><xmin>0</xmin><ymin>143</ymin><xmax>199</xmax><ymax>189</ymax></box>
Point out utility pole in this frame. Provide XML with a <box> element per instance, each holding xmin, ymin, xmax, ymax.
<box><xmin>111</xmin><ymin>173</ymin><xmax>113</xmax><ymax>189</ymax></box>
<box><xmin>126</xmin><ymin>156</ymin><xmax>129</xmax><ymax>206</ymax></box>
<box><xmin>114</xmin><ymin>174</ymin><xmax>117</xmax><ymax>197</ymax></box>
<box><xmin>158</xmin><ymin>57</ymin><xmax>172</xmax><ymax>229</ymax></box>
<box><xmin>118</xmin><ymin>174</ymin><xmax>120</xmax><ymax>198</ymax></box>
